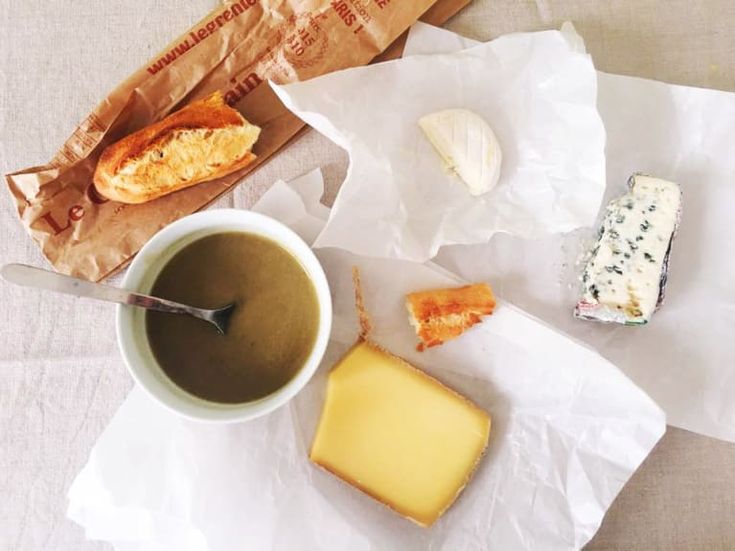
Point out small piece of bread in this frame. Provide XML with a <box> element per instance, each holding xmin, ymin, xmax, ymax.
<box><xmin>93</xmin><ymin>91</ymin><xmax>261</xmax><ymax>204</ymax></box>
<box><xmin>406</xmin><ymin>283</ymin><xmax>496</xmax><ymax>351</ymax></box>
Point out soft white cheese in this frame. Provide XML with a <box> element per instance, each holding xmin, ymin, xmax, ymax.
<box><xmin>418</xmin><ymin>109</ymin><xmax>502</xmax><ymax>196</ymax></box>
<box><xmin>576</xmin><ymin>174</ymin><xmax>682</xmax><ymax>324</ymax></box>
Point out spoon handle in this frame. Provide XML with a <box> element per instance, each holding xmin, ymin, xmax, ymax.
<box><xmin>1</xmin><ymin>263</ymin><xmax>198</xmax><ymax>316</ymax></box>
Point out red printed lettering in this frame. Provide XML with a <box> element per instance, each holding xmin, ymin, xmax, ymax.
<box><xmin>331</xmin><ymin>0</ymin><xmax>357</xmax><ymax>26</ymax></box>
<box><xmin>68</xmin><ymin>205</ymin><xmax>84</xmax><ymax>221</ymax></box>
<box><xmin>40</xmin><ymin>204</ymin><xmax>85</xmax><ymax>235</ymax></box>
<box><xmin>223</xmin><ymin>72</ymin><xmax>263</xmax><ymax>106</ymax></box>
<box><xmin>173</xmin><ymin>40</ymin><xmax>191</xmax><ymax>56</ymax></box>
<box><xmin>40</xmin><ymin>211</ymin><xmax>71</xmax><ymax>235</ymax></box>
<box><xmin>146</xmin><ymin>1</ymin><xmax>261</xmax><ymax>76</ymax></box>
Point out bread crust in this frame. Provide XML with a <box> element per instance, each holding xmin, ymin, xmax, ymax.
<box><xmin>406</xmin><ymin>283</ymin><xmax>496</xmax><ymax>351</ymax></box>
<box><xmin>93</xmin><ymin>91</ymin><xmax>260</xmax><ymax>203</ymax></box>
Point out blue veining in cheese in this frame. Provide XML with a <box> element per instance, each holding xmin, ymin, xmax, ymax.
<box><xmin>575</xmin><ymin>174</ymin><xmax>682</xmax><ymax>325</ymax></box>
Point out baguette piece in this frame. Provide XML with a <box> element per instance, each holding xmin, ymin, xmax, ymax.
<box><xmin>93</xmin><ymin>91</ymin><xmax>260</xmax><ymax>204</ymax></box>
<box><xmin>406</xmin><ymin>283</ymin><xmax>496</xmax><ymax>351</ymax></box>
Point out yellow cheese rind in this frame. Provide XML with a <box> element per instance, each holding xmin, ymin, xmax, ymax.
<box><xmin>310</xmin><ymin>340</ymin><xmax>491</xmax><ymax>527</ymax></box>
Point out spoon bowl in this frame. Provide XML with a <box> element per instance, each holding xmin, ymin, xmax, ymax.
<box><xmin>207</xmin><ymin>302</ymin><xmax>237</xmax><ymax>335</ymax></box>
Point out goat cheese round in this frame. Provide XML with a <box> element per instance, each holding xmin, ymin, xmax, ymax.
<box><xmin>418</xmin><ymin>109</ymin><xmax>502</xmax><ymax>196</ymax></box>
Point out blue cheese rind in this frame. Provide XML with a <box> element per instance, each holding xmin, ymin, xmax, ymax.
<box><xmin>575</xmin><ymin>174</ymin><xmax>682</xmax><ymax>325</ymax></box>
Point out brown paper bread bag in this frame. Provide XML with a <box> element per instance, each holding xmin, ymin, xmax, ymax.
<box><xmin>5</xmin><ymin>0</ymin><xmax>468</xmax><ymax>280</ymax></box>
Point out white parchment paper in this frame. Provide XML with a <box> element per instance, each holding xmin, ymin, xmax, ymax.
<box><xmin>68</xmin><ymin>170</ymin><xmax>665</xmax><ymax>551</ymax></box>
<box><xmin>270</xmin><ymin>29</ymin><xmax>606</xmax><ymax>262</ymax></box>
<box><xmin>404</xmin><ymin>23</ymin><xmax>735</xmax><ymax>442</ymax></box>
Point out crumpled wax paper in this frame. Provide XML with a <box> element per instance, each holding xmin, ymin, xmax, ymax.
<box><xmin>404</xmin><ymin>22</ymin><xmax>735</xmax><ymax>442</ymax></box>
<box><xmin>270</xmin><ymin>27</ymin><xmax>607</xmax><ymax>262</ymax></box>
<box><xmin>68</xmin><ymin>169</ymin><xmax>664</xmax><ymax>551</ymax></box>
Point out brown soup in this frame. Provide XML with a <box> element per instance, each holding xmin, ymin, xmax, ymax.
<box><xmin>146</xmin><ymin>231</ymin><xmax>320</xmax><ymax>404</ymax></box>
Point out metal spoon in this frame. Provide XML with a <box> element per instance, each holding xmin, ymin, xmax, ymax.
<box><xmin>1</xmin><ymin>263</ymin><xmax>235</xmax><ymax>334</ymax></box>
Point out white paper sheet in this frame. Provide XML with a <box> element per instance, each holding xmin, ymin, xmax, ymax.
<box><xmin>270</xmin><ymin>28</ymin><xmax>606</xmax><ymax>262</ymax></box>
<box><xmin>68</xmin><ymin>169</ymin><xmax>665</xmax><ymax>551</ymax></box>
<box><xmin>404</xmin><ymin>23</ymin><xmax>735</xmax><ymax>442</ymax></box>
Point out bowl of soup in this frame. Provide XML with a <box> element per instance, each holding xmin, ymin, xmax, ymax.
<box><xmin>117</xmin><ymin>209</ymin><xmax>332</xmax><ymax>423</ymax></box>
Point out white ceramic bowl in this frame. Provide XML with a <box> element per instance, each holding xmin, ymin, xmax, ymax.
<box><xmin>117</xmin><ymin>209</ymin><xmax>332</xmax><ymax>423</ymax></box>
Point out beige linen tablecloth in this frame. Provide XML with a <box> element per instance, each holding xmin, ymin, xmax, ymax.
<box><xmin>1</xmin><ymin>1</ymin><xmax>734</xmax><ymax>549</ymax></box>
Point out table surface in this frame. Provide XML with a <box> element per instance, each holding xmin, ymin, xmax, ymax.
<box><xmin>1</xmin><ymin>1</ymin><xmax>734</xmax><ymax>549</ymax></box>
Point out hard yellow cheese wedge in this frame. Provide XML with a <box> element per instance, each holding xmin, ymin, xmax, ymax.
<box><xmin>310</xmin><ymin>341</ymin><xmax>491</xmax><ymax>527</ymax></box>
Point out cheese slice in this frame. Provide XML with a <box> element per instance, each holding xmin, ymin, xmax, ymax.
<box><xmin>310</xmin><ymin>341</ymin><xmax>491</xmax><ymax>527</ymax></box>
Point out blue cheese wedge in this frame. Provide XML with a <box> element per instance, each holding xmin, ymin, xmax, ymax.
<box><xmin>575</xmin><ymin>174</ymin><xmax>682</xmax><ymax>325</ymax></box>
